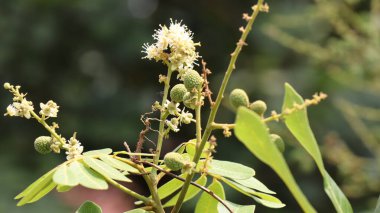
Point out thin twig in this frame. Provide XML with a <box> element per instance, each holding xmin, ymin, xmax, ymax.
<box><xmin>134</xmin><ymin>118</ymin><xmax>151</xmax><ymax>160</ymax></box>
<box><xmin>139</xmin><ymin>161</ymin><xmax>233</xmax><ymax>213</ymax></box>
<box><xmin>201</xmin><ymin>60</ymin><xmax>215</xmax><ymax>107</ymax></box>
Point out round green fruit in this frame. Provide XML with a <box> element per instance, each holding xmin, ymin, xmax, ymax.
<box><xmin>183</xmin><ymin>70</ymin><xmax>203</xmax><ymax>91</ymax></box>
<box><xmin>170</xmin><ymin>84</ymin><xmax>187</xmax><ymax>103</ymax></box>
<box><xmin>34</xmin><ymin>136</ymin><xmax>53</xmax><ymax>154</ymax></box>
<box><xmin>270</xmin><ymin>134</ymin><xmax>285</xmax><ymax>153</ymax></box>
<box><xmin>250</xmin><ymin>100</ymin><xmax>267</xmax><ymax>116</ymax></box>
<box><xmin>164</xmin><ymin>152</ymin><xmax>185</xmax><ymax>171</ymax></box>
<box><xmin>229</xmin><ymin>89</ymin><xmax>249</xmax><ymax>110</ymax></box>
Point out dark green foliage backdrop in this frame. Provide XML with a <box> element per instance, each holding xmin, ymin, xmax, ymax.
<box><xmin>0</xmin><ymin>0</ymin><xmax>377</xmax><ymax>212</ymax></box>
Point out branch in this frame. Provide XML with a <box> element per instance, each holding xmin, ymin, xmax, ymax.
<box><xmin>139</xmin><ymin>161</ymin><xmax>233</xmax><ymax>213</ymax></box>
<box><xmin>171</xmin><ymin>2</ymin><xmax>265</xmax><ymax>212</ymax></box>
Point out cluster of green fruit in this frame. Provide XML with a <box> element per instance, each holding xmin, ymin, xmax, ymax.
<box><xmin>229</xmin><ymin>88</ymin><xmax>284</xmax><ymax>153</ymax></box>
<box><xmin>170</xmin><ymin>70</ymin><xmax>204</xmax><ymax>109</ymax></box>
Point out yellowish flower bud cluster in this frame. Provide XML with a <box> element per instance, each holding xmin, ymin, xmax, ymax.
<box><xmin>63</xmin><ymin>134</ymin><xmax>84</xmax><ymax>160</ymax></box>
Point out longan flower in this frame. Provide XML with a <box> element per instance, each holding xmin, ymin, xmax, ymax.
<box><xmin>63</xmin><ymin>136</ymin><xmax>84</xmax><ymax>160</ymax></box>
<box><xmin>142</xmin><ymin>20</ymin><xmax>200</xmax><ymax>70</ymax></box>
<box><xmin>5</xmin><ymin>99</ymin><xmax>34</xmax><ymax>119</ymax></box>
<box><xmin>40</xmin><ymin>100</ymin><xmax>59</xmax><ymax>118</ymax></box>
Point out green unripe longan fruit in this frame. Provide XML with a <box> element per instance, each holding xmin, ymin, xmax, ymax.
<box><xmin>183</xmin><ymin>92</ymin><xmax>196</xmax><ymax>109</ymax></box>
<box><xmin>164</xmin><ymin>152</ymin><xmax>185</xmax><ymax>171</ymax></box>
<box><xmin>34</xmin><ymin>136</ymin><xmax>53</xmax><ymax>154</ymax></box>
<box><xmin>170</xmin><ymin>84</ymin><xmax>187</xmax><ymax>103</ymax></box>
<box><xmin>250</xmin><ymin>100</ymin><xmax>267</xmax><ymax>116</ymax></box>
<box><xmin>270</xmin><ymin>134</ymin><xmax>285</xmax><ymax>153</ymax></box>
<box><xmin>183</xmin><ymin>70</ymin><xmax>203</xmax><ymax>91</ymax></box>
<box><xmin>229</xmin><ymin>89</ymin><xmax>249</xmax><ymax>110</ymax></box>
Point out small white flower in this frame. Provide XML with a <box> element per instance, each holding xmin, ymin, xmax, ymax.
<box><xmin>40</xmin><ymin>100</ymin><xmax>59</xmax><ymax>117</ymax></box>
<box><xmin>5</xmin><ymin>99</ymin><xmax>34</xmax><ymax>119</ymax></box>
<box><xmin>179</xmin><ymin>108</ymin><xmax>193</xmax><ymax>124</ymax></box>
<box><xmin>5</xmin><ymin>104</ymin><xmax>19</xmax><ymax>117</ymax></box>
<box><xmin>166</xmin><ymin>118</ymin><xmax>180</xmax><ymax>132</ymax></box>
<box><xmin>164</xmin><ymin>100</ymin><xmax>180</xmax><ymax>115</ymax></box>
<box><xmin>63</xmin><ymin>136</ymin><xmax>84</xmax><ymax>160</ymax></box>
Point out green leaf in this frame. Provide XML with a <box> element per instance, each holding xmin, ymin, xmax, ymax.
<box><xmin>157</xmin><ymin>174</ymin><xmax>186</xmax><ymax>200</ymax></box>
<box><xmin>56</xmin><ymin>185</ymin><xmax>73</xmax><ymax>192</ymax></box>
<box><xmin>282</xmin><ymin>83</ymin><xmax>353</xmax><ymax>213</ymax></box>
<box><xmin>83</xmin><ymin>148</ymin><xmax>113</xmax><ymax>156</ymax></box>
<box><xmin>234</xmin><ymin>177</ymin><xmax>275</xmax><ymax>194</ymax></box>
<box><xmin>207</xmin><ymin>159</ymin><xmax>255</xmax><ymax>180</ymax></box>
<box><xmin>195</xmin><ymin>179</ymin><xmax>225</xmax><ymax>213</ymax></box>
<box><xmin>222</xmin><ymin>178</ymin><xmax>285</xmax><ymax>209</ymax></box>
<box><xmin>235</xmin><ymin>107</ymin><xmax>316</xmax><ymax>212</ymax></box>
<box><xmin>15</xmin><ymin>168</ymin><xmax>57</xmax><ymax>206</ymax></box>
<box><xmin>15</xmin><ymin>168</ymin><xmax>56</xmax><ymax>199</ymax></box>
<box><xmin>163</xmin><ymin>175</ymin><xmax>207</xmax><ymax>207</ymax></box>
<box><xmin>70</xmin><ymin>161</ymin><xmax>108</xmax><ymax>190</ymax></box>
<box><xmin>99</xmin><ymin>155</ymin><xmax>139</xmax><ymax>173</ymax></box>
<box><xmin>28</xmin><ymin>180</ymin><xmax>57</xmax><ymax>203</ymax></box>
<box><xmin>53</xmin><ymin>164</ymin><xmax>79</xmax><ymax>186</ymax></box>
<box><xmin>75</xmin><ymin>200</ymin><xmax>102</xmax><ymax>213</ymax></box>
<box><xmin>217</xmin><ymin>201</ymin><xmax>256</xmax><ymax>213</ymax></box>
<box><xmin>83</xmin><ymin>156</ymin><xmax>131</xmax><ymax>182</ymax></box>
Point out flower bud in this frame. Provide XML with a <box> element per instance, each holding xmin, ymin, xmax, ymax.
<box><xmin>183</xmin><ymin>92</ymin><xmax>196</xmax><ymax>109</ymax></box>
<box><xmin>164</xmin><ymin>152</ymin><xmax>185</xmax><ymax>171</ymax></box>
<box><xmin>34</xmin><ymin>136</ymin><xmax>53</xmax><ymax>154</ymax></box>
<box><xmin>170</xmin><ymin>84</ymin><xmax>187</xmax><ymax>103</ymax></box>
<box><xmin>270</xmin><ymin>134</ymin><xmax>285</xmax><ymax>153</ymax></box>
<box><xmin>229</xmin><ymin>89</ymin><xmax>249</xmax><ymax>110</ymax></box>
<box><xmin>4</xmin><ymin>82</ymin><xmax>11</xmax><ymax>90</ymax></box>
<box><xmin>249</xmin><ymin>100</ymin><xmax>267</xmax><ymax>116</ymax></box>
<box><xmin>183</xmin><ymin>70</ymin><xmax>203</xmax><ymax>91</ymax></box>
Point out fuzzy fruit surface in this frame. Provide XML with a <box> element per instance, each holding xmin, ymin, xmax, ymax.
<box><xmin>250</xmin><ymin>100</ymin><xmax>267</xmax><ymax>116</ymax></box>
<box><xmin>34</xmin><ymin>136</ymin><xmax>53</xmax><ymax>154</ymax></box>
<box><xmin>164</xmin><ymin>152</ymin><xmax>185</xmax><ymax>171</ymax></box>
<box><xmin>183</xmin><ymin>70</ymin><xmax>203</xmax><ymax>91</ymax></box>
<box><xmin>229</xmin><ymin>88</ymin><xmax>249</xmax><ymax>110</ymax></box>
<box><xmin>270</xmin><ymin>134</ymin><xmax>285</xmax><ymax>153</ymax></box>
<box><xmin>170</xmin><ymin>84</ymin><xmax>187</xmax><ymax>103</ymax></box>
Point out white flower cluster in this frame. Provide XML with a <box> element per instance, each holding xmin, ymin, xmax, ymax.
<box><xmin>6</xmin><ymin>99</ymin><xmax>34</xmax><ymax>119</ymax></box>
<box><xmin>163</xmin><ymin>100</ymin><xmax>193</xmax><ymax>132</ymax></box>
<box><xmin>63</xmin><ymin>136</ymin><xmax>84</xmax><ymax>160</ymax></box>
<box><xmin>142</xmin><ymin>20</ymin><xmax>200</xmax><ymax>70</ymax></box>
<box><xmin>40</xmin><ymin>100</ymin><xmax>59</xmax><ymax>117</ymax></box>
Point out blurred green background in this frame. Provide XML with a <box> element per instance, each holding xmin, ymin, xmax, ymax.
<box><xmin>1</xmin><ymin>0</ymin><xmax>379</xmax><ymax>212</ymax></box>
